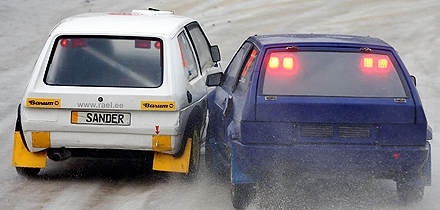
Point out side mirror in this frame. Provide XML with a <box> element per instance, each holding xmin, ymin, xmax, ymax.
<box><xmin>210</xmin><ymin>45</ymin><xmax>221</xmax><ymax>62</ymax></box>
<box><xmin>411</xmin><ymin>75</ymin><xmax>417</xmax><ymax>86</ymax></box>
<box><xmin>206</xmin><ymin>72</ymin><xmax>224</xmax><ymax>86</ymax></box>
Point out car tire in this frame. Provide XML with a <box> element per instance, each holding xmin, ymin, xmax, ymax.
<box><xmin>181</xmin><ymin>124</ymin><xmax>201</xmax><ymax>181</ymax></box>
<box><xmin>397</xmin><ymin>182</ymin><xmax>424</xmax><ymax>205</ymax></box>
<box><xmin>16</xmin><ymin>167</ymin><xmax>40</xmax><ymax>177</ymax></box>
<box><xmin>231</xmin><ymin>183</ymin><xmax>255</xmax><ymax>209</ymax></box>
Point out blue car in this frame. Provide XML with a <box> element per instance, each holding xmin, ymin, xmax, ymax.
<box><xmin>205</xmin><ymin>34</ymin><xmax>432</xmax><ymax>209</ymax></box>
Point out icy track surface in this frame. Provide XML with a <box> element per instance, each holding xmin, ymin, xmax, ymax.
<box><xmin>0</xmin><ymin>0</ymin><xmax>439</xmax><ymax>209</ymax></box>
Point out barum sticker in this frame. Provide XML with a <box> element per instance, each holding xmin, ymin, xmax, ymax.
<box><xmin>26</xmin><ymin>98</ymin><xmax>61</xmax><ymax>108</ymax></box>
<box><xmin>141</xmin><ymin>101</ymin><xmax>175</xmax><ymax>111</ymax></box>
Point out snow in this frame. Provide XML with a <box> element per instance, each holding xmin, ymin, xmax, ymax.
<box><xmin>0</xmin><ymin>0</ymin><xmax>439</xmax><ymax>209</ymax></box>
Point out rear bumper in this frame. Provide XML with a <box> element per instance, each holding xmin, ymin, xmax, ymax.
<box><xmin>231</xmin><ymin>141</ymin><xmax>431</xmax><ymax>185</ymax></box>
<box><xmin>21</xmin><ymin>106</ymin><xmax>185</xmax><ymax>153</ymax></box>
<box><xmin>23</xmin><ymin>130</ymin><xmax>183</xmax><ymax>154</ymax></box>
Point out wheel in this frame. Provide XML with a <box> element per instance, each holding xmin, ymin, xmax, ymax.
<box><xmin>231</xmin><ymin>183</ymin><xmax>255</xmax><ymax>209</ymax></box>
<box><xmin>181</xmin><ymin>125</ymin><xmax>201</xmax><ymax>181</ymax></box>
<box><xmin>16</xmin><ymin>167</ymin><xmax>40</xmax><ymax>177</ymax></box>
<box><xmin>397</xmin><ymin>182</ymin><xmax>424</xmax><ymax>205</ymax></box>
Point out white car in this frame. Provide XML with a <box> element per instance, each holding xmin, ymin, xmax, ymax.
<box><xmin>12</xmin><ymin>9</ymin><xmax>221</xmax><ymax>178</ymax></box>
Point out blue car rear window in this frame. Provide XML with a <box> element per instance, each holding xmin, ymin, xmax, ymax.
<box><xmin>261</xmin><ymin>50</ymin><xmax>407</xmax><ymax>98</ymax></box>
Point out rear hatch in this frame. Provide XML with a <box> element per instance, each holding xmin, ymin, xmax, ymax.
<box><xmin>255</xmin><ymin>49</ymin><xmax>417</xmax><ymax>145</ymax></box>
<box><xmin>23</xmin><ymin>36</ymin><xmax>180</xmax><ymax>148</ymax></box>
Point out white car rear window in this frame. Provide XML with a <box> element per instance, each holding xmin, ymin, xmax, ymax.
<box><xmin>45</xmin><ymin>36</ymin><xmax>163</xmax><ymax>88</ymax></box>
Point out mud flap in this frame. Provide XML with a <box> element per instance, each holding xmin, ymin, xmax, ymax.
<box><xmin>11</xmin><ymin>131</ymin><xmax>47</xmax><ymax>168</ymax></box>
<box><xmin>153</xmin><ymin>138</ymin><xmax>191</xmax><ymax>173</ymax></box>
<box><xmin>231</xmin><ymin>143</ymin><xmax>255</xmax><ymax>185</ymax></box>
<box><xmin>421</xmin><ymin>142</ymin><xmax>431</xmax><ymax>186</ymax></box>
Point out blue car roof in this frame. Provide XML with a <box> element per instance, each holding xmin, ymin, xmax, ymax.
<box><xmin>248</xmin><ymin>34</ymin><xmax>393</xmax><ymax>49</ymax></box>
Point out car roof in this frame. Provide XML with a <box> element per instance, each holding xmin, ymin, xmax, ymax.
<box><xmin>248</xmin><ymin>34</ymin><xmax>393</xmax><ymax>49</ymax></box>
<box><xmin>50</xmin><ymin>10</ymin><xmax>194</xmax><ymax>38</ymax></box>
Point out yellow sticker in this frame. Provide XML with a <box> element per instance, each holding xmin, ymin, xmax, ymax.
<box><xmin>141</xmin><ymin>101</ymin><xmax>175</xmax><ymax>111</ymax></box>
<box><xmin>26</xmin><ymin>98</ymin><xmax>61</xmax><ymax>108</ymax></box>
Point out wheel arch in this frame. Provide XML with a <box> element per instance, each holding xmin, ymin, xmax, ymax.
<box><xmin>15</xmin><ymin>103</ymin><xmax>31</xmax><ymax>152</ymax></box>
<box><xmin>174</xmin><ymin>104</ymin><xmax>205</xmax><ymax>157</ymax></box>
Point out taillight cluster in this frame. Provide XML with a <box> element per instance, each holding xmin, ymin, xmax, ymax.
<box><xmin>60</xmin><ymin>38</ymin><xmax>87</xmax><ymax>48</ymax></box>
<box><xmin>135</xmin><ymin>40</ymin><xmax>161</xmax><ymax>49</ymax></box>
<box><xmin>267</xmin><ymin>52</ymin><xmax>299</xmax><ymax>74</ymax></box>
<box><xmin>361</xmin><ymin>55</ymin><xmax>391</xmax><ymax>73</ymax></box>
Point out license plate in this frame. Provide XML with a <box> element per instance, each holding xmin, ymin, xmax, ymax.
<box><xmin>71</xmin><ymin>111</ymin><xmax>131</xmax><ymax>126</ymax></box>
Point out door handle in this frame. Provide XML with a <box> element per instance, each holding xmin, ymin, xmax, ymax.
<box><xmin>222</xmin><ymin>98</ymin><xmax>227</xmax><ymax>106</ymax></box>
<box><xmin>222</xmin><ymin>96</ymin><xmax>233</xmax><ymax>118</ymax></box>
<box><xmin>187</xmin><ymin>91</ymin><xmax>192</xmax><ymax>103</ymax></box>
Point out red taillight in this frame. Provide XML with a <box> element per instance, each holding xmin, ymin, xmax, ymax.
<box><xmin>154</xmin><ymin>41</ymin><xmax>161</xmax><ymax>49</ymax></box>
<box><xmin>361</xmin><ymin>55</ymin><xmax>391</xmax><ymax>73</ymax></box>
<box><xmin>268</xmin><ymin>56</ymin><xmax>280</xmax><ymax>69</ymax></box>
<box><xmin>377</xmin><ymin>58</ymin><xmax>389</xmax><ymax>69</ymax></box>
<box><xmin>362</xmin><ymin>57</ymin><xmax>374</xmax><ymax>68</ymax></box>
<box><xmin>267</xmin><ymin>52</ymin><xmax>299</xmax><ymax>74</ymax></box>
<box><xmin>71</xmin><ymin>39</ymin><xmax>87</xmax><ymax>48</ymax></box>
<box><xmin>135</xmin><ymin>40</ymin><xmax>151</xmax><ymax>48</ymax></box>
<box><xmin>283</xmin><ymin>57</ymin><xmax>294</xmax><ymax>70</ymax></box>
<box><xmin>60</xmin><ymin>39</ymin><xmax>69</xmax><ymax>47</ymax></box>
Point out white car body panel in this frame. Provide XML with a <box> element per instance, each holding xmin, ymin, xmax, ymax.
<box><xmin>19</xmin><ymin>10</ymin><xmax>220</xmax><ymax>154</ymax></box>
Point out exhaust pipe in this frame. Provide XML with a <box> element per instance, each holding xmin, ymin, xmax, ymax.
<box><xmin>48</xmin><ymin>149</ymin><xmax>71</xmax><ymax>162</ymax></box>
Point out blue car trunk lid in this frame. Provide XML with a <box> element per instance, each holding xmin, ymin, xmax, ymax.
<box><xmin>255</xmin><ymin>96</ymin><xmax>414</xmax><ymax>124</ymax></box>
<box><xmin>252</xmin><ymin>96</ymin><xmax>415</xmax><ymax>145</ymax></box>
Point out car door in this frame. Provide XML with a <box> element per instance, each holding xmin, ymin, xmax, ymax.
<box><xmin>177</xmin><ymin>22</ymin><xmax>221</xmax><ymax>109</ymax></box>
<box><xmin>177</xmin><ymin>30</ymin><xmax>201</xmax><ymax>106</ymax></box>
<box><xmin>210</xmin><ymin>42</ymin><xmax>258</xmax><ymax>163</ymax></box>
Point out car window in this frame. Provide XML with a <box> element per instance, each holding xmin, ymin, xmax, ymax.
<box><xmin>261</xmin><ymin>50</ymin><xmax>407</xmax><ymax>98</ymax></box>
<box><xmin>223</xmin><ymin>42</ymin><xmax>253</xmax><ymax>91</ymax></box>
<box><xmin>177</xmin><ymin>31</ymin><xmax>199</xmax><ymax>81</ymax></box>
<box><xmin>186</xmin><ymin>22</ymin><xmax>214</xmax><ymax>71</ymax></box>
<box><xmin>235</xmin><ymin>48</ymin><xmax>258</xmax><ymax>95</ymax></box>
<box><xmin>45</xmin><ymin>36</ymin><xmax>163</xmax><ymax>88</ymax></box>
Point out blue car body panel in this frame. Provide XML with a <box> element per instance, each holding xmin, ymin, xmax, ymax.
<box><xmin>206</xmin><ymin>34</ymin><xmax>431</xmax><ymax>186</ymax></box>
